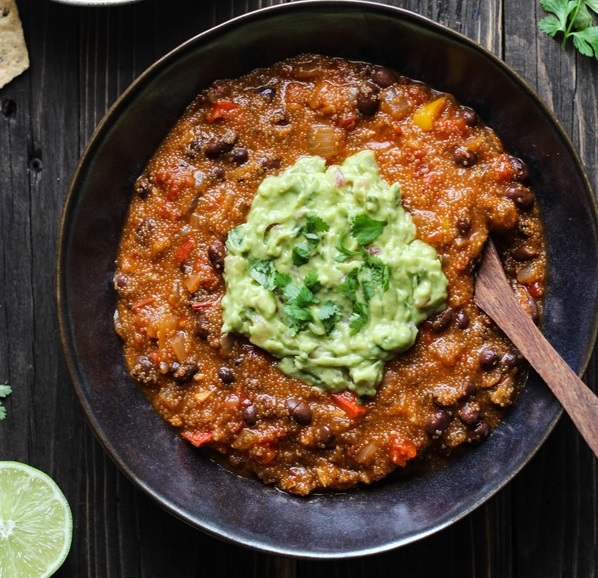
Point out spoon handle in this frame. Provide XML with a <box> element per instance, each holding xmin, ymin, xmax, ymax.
<box><xmin>475</xmin><ymin>239</ymin><xmax>598</xmax><ymax>458</ymax></box>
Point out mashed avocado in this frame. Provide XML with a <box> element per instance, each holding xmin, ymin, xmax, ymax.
<box><xmin>221</xmin><ymin>150</ymin><xmax>448</xmax><ymax>397</ymax></box>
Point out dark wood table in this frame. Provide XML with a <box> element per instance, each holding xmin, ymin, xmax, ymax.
<box><xmin>1</xmin><ymin>0</ymin><xmax>597</xmax><ymax>575</ymax></box>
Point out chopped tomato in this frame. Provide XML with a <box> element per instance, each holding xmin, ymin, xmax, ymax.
<box><xmin>492</xmin><ymin>154</ymin><xmax>516</xmax><ymax>181</ymax></box>
<box><xmin>154</xmin><ymin>166</ymin><xmax>195</xmax><ymax>201</ymax></box>
<box><xmin>527</xmin><ymin>281</ymin><xmax>544</xmax><ymax>299</ymax></box>
<box><xmin>434</xmin><ymin>116</ymin><xmax>468</xmax><ymax>138</ymax></box>
<box><xmin>206</xmin><ymin>100</ymin><xmax>241</xmax><ymax>122</ymax></box>
<box><xmin>174</xmin><ymin>237</ymin><xmax>195</xmax><ymax>264</ymax></box>
<box><xmin>181</xmin><ymin>430</ymin><xmax>213</xmax><ymax>447</ymax></box>
<box><xmin>330</xmin><ymin>391</ymin><xmax>368</xmax><ymax>419</ymax></box>
<box><xmin>193</xmin><ymin>259</ymin><xmax>220</xmax><ymax>291</ymax></box>
<box><xmin>389</xmin><ymin>437</ymin><xmax>418</xmax><ymax>467</ymax></box>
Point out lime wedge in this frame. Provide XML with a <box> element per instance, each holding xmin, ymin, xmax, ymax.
<box><xmin>0</xmin><ymin>461</ymin><xmax>73</xmax><ymax>578</ymax></box>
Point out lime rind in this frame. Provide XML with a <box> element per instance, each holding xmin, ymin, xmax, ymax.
<box><xmin>0</xmin><ymin>461</ymin><xmax>73</xmax><ymax>578</ymax></box>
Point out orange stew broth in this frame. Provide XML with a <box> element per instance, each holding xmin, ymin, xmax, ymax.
<box><xmin>113</xmin><ymin>54</ymin><xmax>546</xmax><ymax>495</ymax></box>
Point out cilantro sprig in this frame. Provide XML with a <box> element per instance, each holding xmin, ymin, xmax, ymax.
<box><xmin>292</xmin><ymin>213</ymin><xmax>330</xmax><ymax>266</ymax></box>
<box><xmin>539</xmin><ymin>0</ymin><xmax>598</xmax><ymax>60</ymax></box>
<box><xmin>248</xmin><ymin>212</ymin><xmax>390</xmax><ymax>337</ymax></box>
<box><xmin>0</xmin><ymin>383</ymin><xmax>12</xmax><ymax>421</ymax></box>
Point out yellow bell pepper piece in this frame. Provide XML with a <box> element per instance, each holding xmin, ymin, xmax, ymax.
<box><xmin>412</xmin><ymin>96</ymin><xmax>447</xmax><ymax>131</ymax></box>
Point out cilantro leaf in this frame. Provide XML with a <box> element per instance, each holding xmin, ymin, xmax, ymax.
<box><xmin>540</xmin><ymin>0</ymin><xmax>576</xmax><ymax>30</ymax></box>
<box><xmin>363</xmin><ymin>255</ymin><xmax>390</xmax><ymax>292</ymax></box>
<box><xmin>284</xmin><ymin>302</ymin><xmax>314</xmax><ymax>335</ymax></box>
<box><xmin>349</xmin><ymin>301</ymin><xmax>369</xmax><ymax>335</ymax></box>
<box><xmin>337</xmin><ymin>268</ymin><xmax>359</xmax><ymax>301</ymax></box>
<box><xmin>573</xmin><ymin>25</ymin><xmax>598</xmax><ymax>56</ymax></box>
<box><xmin>317</xmin><ymin>301</ymin><xmax>342</xmax><ymax>334</ymax></box>
<box><xmin>539</xmin><ymin>14</ymin><xmax>566</xmax><ymax>36</ymax></box>
<box><xmin>249</xmin><ymin>258</ymin><xmax>276</xmax><ymax>290</ymax></box>
<box><xmin>274</xmin><ymin>271</ymin><xmax>291</xmax><ymax>289</ymax></box>
<box><xmin>304</xmin><ymin>270</ymin><xmax>322</xmax><ymax>293</ymax></box>
<box><xmin>292</xmin><ymin>213</ymin><xmax>330</xmax><ymax>266</ymax></box>
<box><xmin>539</xmin><ymin>0</ymin><xmax>598</xmax><ymax>60</ymax></box>
<box><xmin>0</xmin><ymin>383</ymin><xmax>12</xmax><ymax>421</ymax></box>
<box><xmin>292</xmin><ymin>242</ymin><xmax>311</xmax><ymax>266</ymax></box>
<box><xmin>350</xmin><ymin>214</ymin><xmax>387</xmax><ymax>246</ymax></box>
<box><xmin>305</xmin><ymin>213</ymin><xmax>330</xmax><ymax>234</ymax></box>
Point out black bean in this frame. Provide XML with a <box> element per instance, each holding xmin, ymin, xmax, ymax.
<box><xmin>505</xmin><ymin>184</ymin><xmax>535</xmax><ymax>210</ymax></box>
<box><xmin>312</xmin><ymin>425</ymin><xmax>334</xmax><ymax>448</ymax></box>
<box><xmin>479</xmin><ymin>347</ymin><xmax>499</xmax><ymax>369</ymax></box>
<box><xmin>431</xmin><ymin>308</ymin><xmax>453</xmax><ymax>332</ymax></box>
<box><xmin>527</xmin><ymin>295</ymin><xmax>540</xmax><ymax>324</ymax></box>
<box><xmin>208</xmin><ymin>240</ymin><xmax>226</xmax><ymax>271</ymax></box>
<box><xmin>455</xmin><ymin>310</ymin><xmax>470</xmax><ymax>329</ymax></box>
<box><xmin>425</xmin><ymin>409</ymin><xmax>452</xmax><ymax>438</ymax></box>
<box><xmin>231</xmin><ymin>147</ymin><xmax>249</xmax><ymax>165</ymax></box>
<box><xmin>453</xmin><ymin>146</ymin><xmax>478</xmax><ymax>167</ymax></box>
<box><xmin>457</xmin><ymin>218</ymin><xmax>471</xmax><ymax>235</ymax></box>
<box><xmin>502</xmin><ymin>348</ymin><xmax>523</xmax><ymax>368</ymax></box>
<box><xmin>458</xmin><ymin>402</ymin><xmax>481</xmax><ymax>426</ymax></box>
<box><xmin>288</xmin><ymin>400</ymin><xmax>312</xmax><ymax>425</ymax></box>
<box><xmin>512</xmin><ymin>244</ymin><xmax>539</xmax><ymax>261</ymax></box>
<box><xmin>134</xmin><ymin>181</ymin><xmax>151</xmax><ymax>200</ymax></box>
<box><xmin>204</xmin><ymin>130</ymin><xmax>237</xmax><ymax>159</ymax></box>
<box><xmin>472</xmin><ymin>421</ymin><xmax>490</xmax><ymax>440</ymax></box>
<box><xmin>461</xmin><ymin>381</ymin><xmax>478</xmax><ymax>398</ymax></box>
<box><xmin>113</xmin><ymin>273</ymin><xmax>128</xmax><ymax>289</ymax></box>
<box><xmin>218</xmin><ymin>366</ymin><xmax>235</xmax><ymax>385</ymax></box>
<box><xmin>371</xmin><ymin>66</ymin><xmax>397</xmax><ymax>88</ymax></box>
<box><xmin>209</xmin><ymin>166</ymin><xmax>226</xmax><ymax>181</ymax></box>
<box><xmin>131</xmin><ymin>355</ymin><xmax>158</xmax><ymax>385</ymax></box>
<box><xmin>260</xmin><ymin>157</ymin><xmax>281</xmax><ymax>171</ymax></box>
<box><xmin>242</xmin><ymin>405</ymin><xmax>258</xmax><ymax>426</ymax></box>
<box><xmin>509</xmin><ymin>156</ymin><xmax>529</xmax><ymax>182</ymax></box>
<box><xmin>461</xmin><ymin>107</ymin><xmax>478</xmax><ymax>126</ymax></box>
<box><xmin>171</xmin><ymin>362</ymin><xmax>199</xmax><ymax>384</ymax></box>
<box><xmin>257</xmin><ymin>86</ymin><xmax>276</xmax><ymax>102</ymax></box>
<box><xmin>356</xmin><ymin>85</ymin><xmax>380</xmax><ymax>116</ymax></box>
<box><xmin>195</xmin><ymin>313</ymin><xmax>210</xmax><ymax>340</ymax></box>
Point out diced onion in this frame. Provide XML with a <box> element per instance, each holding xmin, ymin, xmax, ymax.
<box><xmin>354</xmin><ymin>442</ymin><xmax>379</xmax><ymax>464</ymax></box>
<box><xmin>516</xmin><ymin>262</ymin><xmax>542</xmax><ymax>284</ymax></box>
<box><xmin>308</xmin><ymin>125</ymin><xmax>342</xmax><ymax>159</ymax></box>
<box><xmin>170</xmin><ymin>331</ymin><xmax>187</xmax><ymax>362</ymax></box>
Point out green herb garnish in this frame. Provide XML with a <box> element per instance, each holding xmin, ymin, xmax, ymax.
<box><xmin>317</xmin><ymin>301</ymin><xmax>342</xmax><ymax>334</ymax></box>
<box><xmin>350</xmin><ymin>214</ymin><xmax>388</xmax><ymax>246</ymax></box>
<box><xmin>283</xmin><ymin>281</ymin><xmax>319</xmax><ymax>335</ymax></box>
<box><xmin>0</xmin><ymin>383</ymin><xmax>12</xmax><ymax>421</ymax></box>
<box><xmin>293</xmin><ymin>213</ymin><xmax>330</xmax><ymax>265</ymax></box>
<box><xmin>539</xmin><ymin>0</ymin><xmax>598</xmax><ymax>60</ymax></box>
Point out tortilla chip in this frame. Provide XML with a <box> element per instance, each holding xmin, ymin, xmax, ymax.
<box><xmin>0</xmin><ymin>0</ymin><xmax>29</xmax><ymax>90</ymax></box>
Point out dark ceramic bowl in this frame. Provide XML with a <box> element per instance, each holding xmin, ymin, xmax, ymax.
<box><xmin>57</xmin><ymin>0</ymin><xmax>598</xmax><ymax>559</ymax></box>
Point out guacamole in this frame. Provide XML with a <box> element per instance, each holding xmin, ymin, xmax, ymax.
<box><xmin>221</xmin><ymin>150</ymin><xmax>448</xmax><ymax>397</ymax></box>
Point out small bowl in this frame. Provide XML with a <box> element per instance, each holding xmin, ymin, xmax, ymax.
<box><xmin>56</xmin><ymin>0</ymin><xmax>598</xmax><ymax>559</ymax></box>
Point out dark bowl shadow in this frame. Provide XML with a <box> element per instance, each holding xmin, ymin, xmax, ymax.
<box><xmin>56</xmin><ymin>0</ymin><xmax>598</xmax><ymax>559</ymax></box>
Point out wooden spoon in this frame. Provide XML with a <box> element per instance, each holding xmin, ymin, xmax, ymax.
<box><xmin>474</xmin><ymin>238</ymin><xmax>598</xmax><ymax>458</ymax></box>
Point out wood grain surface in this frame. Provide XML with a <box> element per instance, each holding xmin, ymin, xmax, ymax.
<box><xmin>0</xmin><ymin>0</ymin><xmax>596</xmax><ymax>576</ymax></box>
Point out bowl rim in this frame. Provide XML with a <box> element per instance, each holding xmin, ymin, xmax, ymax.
<box><xmin>56</xmin><ymin>0</ymin><xmax>598</xmax><ymax>559</ymax></box>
